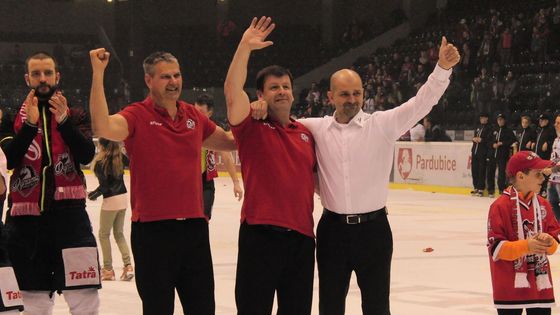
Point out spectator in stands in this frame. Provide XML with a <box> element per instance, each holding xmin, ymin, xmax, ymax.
<box><xmin>502</xmin><ymin>71</ymin><xmax>517</xmax><ymax>106</ymax></box>
<box><xmin>486</xmin><ymin>113</ymin><xmax>516</xmax><ymax>198</ymax></box>
<box><xmin>498</xmin><ymin>28</ymin><xmax>513</xmax><ymax>65</ymax></box>
<box><xmin>477</xmin><ymin>32</ymin><xmax>495</xmax><ymax>68</ymax></box>
<box><xmin>409</xmin><ymin>121</ymin><xmax>425</xmax><ymax>142</ymax></box>
<box><xmin>423</xmin><ymin>116</ymin><xmax>450</xmax><ymax>142</ymax></box>
<box><xmin>374</xmin><ymin>86</ymin><xmax>386</xmax><ymax>111</ymax></box>
<box><xmin>472</xmin><ymin>68</ymin><xmax>494</xmax><ymax>115</ymax></box>
<box><xmin>471</xmin><ymin>112</ymin><xmax>491</xmax><ymax>197</ymax></box>
<box><xmin>305</xmin><ymin>82</ymin><xmax>321</xmax><ymax>105</ymax></box>
<box><xmin>363</xmin><ymin>86</ymin><xmax>375</xmax><ymax>114</ymax></box>
<box><xmin>460</xmin><ymin>42</ymin><xmax>474</xmax><ymax>75</ymax></box>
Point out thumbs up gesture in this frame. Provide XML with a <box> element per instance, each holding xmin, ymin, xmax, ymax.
<box><xmin>437</xmin><ymin>36</ymin><xmax>460</xmax><ymax>70</ymax></box>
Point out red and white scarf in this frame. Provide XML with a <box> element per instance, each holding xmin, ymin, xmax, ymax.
<box><xmin>205</xmin><ymin>150</ymin><xmax>218</xmax><ymax>181</ymax></box>
<box><xmin>9</xmin><ymin>102</ymin><xmax>86</xmax><ymax>216</ymax></box>
<box><xmin>509</xmin><ymin>187</ymin><xmax>552</xmax><ymax>291</ymax></box>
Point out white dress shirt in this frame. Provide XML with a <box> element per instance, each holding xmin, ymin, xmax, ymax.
<box><xmin>299</xmin><ymin>65</ymin><xmax>451</xmax><ymax>214</ymax></box>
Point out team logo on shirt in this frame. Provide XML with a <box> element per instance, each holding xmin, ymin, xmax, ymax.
<box><xmin>186</xmin><ymin>119</ymin><xmax>195</xmax><ymax>129</ymax></box>
<box><xmin>300</xmin><ymin>133</ymin><xmax>309</xmax><ymax>143</ymax></box>
<box><xmin>397</xmin><ymin>148</ymin><xmax>413</xmax><ymax>180</ymax></box>
<box><xmin>149</xmin><ymin>121</ymin><xmax>162</xmax><ymax>126</ymax></box>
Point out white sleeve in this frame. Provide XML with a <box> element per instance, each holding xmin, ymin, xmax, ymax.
<box><xmin>375</xmin><ymin>65</ymin><xmax>451</xmax><ymax>141</ymax></box>
<box><xmin>297</xmin><ymin>117</ymin><xmax>325</xmax><ymax>135</ymax></box>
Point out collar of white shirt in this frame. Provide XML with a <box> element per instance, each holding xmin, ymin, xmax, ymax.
<box><xmin>328</xmin><ymin>110</ymin><xmax>366</xmax><ymax>129</ymax></box>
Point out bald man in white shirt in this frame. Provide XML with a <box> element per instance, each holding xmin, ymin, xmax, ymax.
<box><xmin>251</xmin><ymin>36</ymin><xmax>460</xmax><ymax>315</ymax></box>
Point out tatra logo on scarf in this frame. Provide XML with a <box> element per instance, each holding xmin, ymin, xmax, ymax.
<box><xmin>509</xmin><ymin>187</ymin><xmax>553</xmax><ymax>291</ymax></box>
<box><xmin>9</xmin><ymin>101</ymin><xmax>86</xmax><ymax>216</ymax></box>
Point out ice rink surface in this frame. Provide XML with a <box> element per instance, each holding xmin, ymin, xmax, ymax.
<box><xmin>30</xmin><ymin>175</ymin><xmax>560</xmax><ymax>314</ymax></box>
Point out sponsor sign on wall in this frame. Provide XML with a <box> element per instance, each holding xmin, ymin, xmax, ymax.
<box><xmin>393</xmin><ymin>142</ymin><xmax>472</xmax><ymax>187</ymax></box>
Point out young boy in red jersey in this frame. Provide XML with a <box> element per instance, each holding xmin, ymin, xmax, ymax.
<box><xmin>487</xmin><ymin>150</ymin><xmax>560</xmax><ymax>315</ymax></box>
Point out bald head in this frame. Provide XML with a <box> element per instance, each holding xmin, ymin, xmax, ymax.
<box><xmin>328</xmin><ymin>69</ymin><xmax>364</xmax><ymax>123</ymax></box>
<box><xmin>330</xmin><ymin>69</ymin><xmax>363</xmax><ymax>92</ymax></box>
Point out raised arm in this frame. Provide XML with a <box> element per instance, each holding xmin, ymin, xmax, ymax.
<box><xmin>377</xmin><ymin>37</ymin><xmax>460</xmax><ymax>140</ymax></box>
<box><xmin>89</xmin><ymin>48</ymin><xmax>129</xmax><ymax>141</ymax></box>
<box><xmin>224</xmin><ymin>17</ymin><xmax>275</xmax><ymax>125</ymax></box>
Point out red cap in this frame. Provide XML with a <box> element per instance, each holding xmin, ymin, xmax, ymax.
<box><xmin>506</xmin><ymin>151</ymin><xmax>554</xmax><ymax>177</ymax></box>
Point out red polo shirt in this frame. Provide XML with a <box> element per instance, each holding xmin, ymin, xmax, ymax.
<box><xmin>231</xmin><ymin>113</ymin><xmax>316</xmax><ymax>237</ymax></box>
<box><xmin>119</xmin><ymin>97</ymin><xmax>216</xmax><ymax>222</ymax></box>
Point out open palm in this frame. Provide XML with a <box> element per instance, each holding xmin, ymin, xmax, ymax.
<box><xmin>241</xmin><ymin>16</ymin><xmax>276</xmax><ymax>51</ymax></box>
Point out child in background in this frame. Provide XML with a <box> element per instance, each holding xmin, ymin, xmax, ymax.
<box><xmin>487</xmin><ymin>151</ymin><xmax>560</xmax><ymax>315</ymax></box>
<box><xmin>88</xmin><ymin>138</ymin><xmax>133</xmax><ymax>281</ymax></box>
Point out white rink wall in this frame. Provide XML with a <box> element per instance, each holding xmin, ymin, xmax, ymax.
<box><xmin>393</xmin><ymin>141</ymin><xmax>473</xmax><ymax>188</ymax></box>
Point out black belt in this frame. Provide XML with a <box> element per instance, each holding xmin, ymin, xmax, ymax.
<box><xmin>323</xmin><ymin>207</ymin><xmax>387</xmax><ymax>224</ymax></box>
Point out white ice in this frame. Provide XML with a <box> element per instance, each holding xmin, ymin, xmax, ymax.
<box><xmin>9</xmin><ymin>175</ymin><xmax>560</xmax><ymax>314</ymax></box>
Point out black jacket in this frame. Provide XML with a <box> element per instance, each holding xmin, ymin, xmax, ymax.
<box><xmin>425</xmin><ymin>124</ymin><xmax>451</xmax><ymax>142</ymax></box>
<box><xmin>0</xmin><ymin>101</ymin><xmax>95</xmax><ymax>211</ymax></box>
<box><xmin>472</xmin><ymin>123</ymin><xmax>491</xmax><ymax>156</ymax></box>
<box><xmin>487</xmin><ymin>125</ymin><xmax>516</xmax><ymax>159</ymax></box>
<box><xmin>535</xmin><ymin>125</ymin><xmax>555</xmax><ymax>160</ymax></box>
<box><xmin>516</xmin><ymin>126</ymin><xmax>537</xmax><ymax>151</ymax></box>
<box><xmin>88</xmin><ymin>155</ymin><xmax>128</xmax><ymax>200</ymax></box>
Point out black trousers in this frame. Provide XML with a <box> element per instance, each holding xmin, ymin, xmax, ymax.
<box><xmin>498</xmin><ymin>308</ymin><xmax>551</xmax><ymax>315</ymax></box>
<box><xmin>5</xmin><ymin>206</ymin><xmax>100</xmax><ymax>291</ymax></box>
<box><xmin>487</xmin><ymin>156</ymin><xmax>508</xmax><ymax>194</ymax></box>
<box><xmin>472</xmin><ymin>153</ymin><xmax>487</xmax><ymax>191</ymax></box>
<box><xmin>235</xmin><ymin>223</ymin><xmax>315</xmax><ymax>315</ymax></box>
<box><xmin>202</xmin><ymin>174</ymin><xmax>216</xmax><ymax>219</ymax></box>
<box><xmin>132</xmin><ymin>219</ymin><xmax>215</xmax><ymax>315</ymax></box>
<box><xmin>0</xmin><ymin>224</ymin><xmax>24</xmax><ymax>312</ymax></box>
<box><xmin>317</xmin><ymin>210</ymin><xmax>393</xmax><ymax>315</ymax></box>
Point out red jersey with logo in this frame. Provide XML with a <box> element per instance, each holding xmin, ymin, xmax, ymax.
<box><xmin>231</xmin><ymin>113</ymin><xmax>316</xmax><ymax>238</ymax></box>
<box><xmin>487</xmin><ymin>186</ymin><xmax>560</xmax><ymax>308</ymax></box>
<box><xmin>119</xmin><ymin>97</ymin><xmax>216</xmax><ymax>222</ymax></box>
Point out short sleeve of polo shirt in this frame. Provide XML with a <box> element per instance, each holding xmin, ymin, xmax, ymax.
<box><xmin>118</xmin><ymin>104</ymin><xmax>139</xmax><ymax>139</ymax></box>
<box><xmin>229</xmin><ymin>111</ymin><xmax>254</xmax><ymax>138</ymax></box>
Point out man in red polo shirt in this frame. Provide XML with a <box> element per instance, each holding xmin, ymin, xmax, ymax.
<box><xmin>89</xmin><ymin>49</ymin><xmax>236</xmax><ymax>315</ymax></box>
<box><xmin>224</xmin><ymin>17</ymin><xmax>316</xmax><ymax>315</ymax></box>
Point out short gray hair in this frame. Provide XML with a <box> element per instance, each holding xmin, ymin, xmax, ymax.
<box><xmin>143</xmin><ymin>51</ymin><xmax>179</xmax><ymax>76</ymax></box>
